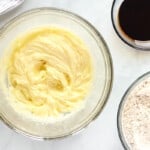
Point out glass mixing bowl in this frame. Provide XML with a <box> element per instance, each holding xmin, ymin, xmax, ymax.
<box><xmin>117</xmin><ymin>72</ymin><xmax>150</xmax><ymax>149</ymax></box>
<box><xmin>111</xmin><ymin>0</ymin><xmax>150</xmax><ymax>50</ymax></box>
<box><xmin>0</xmin><ymin>8</ymin><xmax>113</xmax><ymax>139</ymax></box>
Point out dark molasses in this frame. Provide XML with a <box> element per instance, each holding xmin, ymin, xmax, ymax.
<box><xmin>119</xmin><ymin>0</ymin><xmax>150</xmax><ymax>41</ymax></box>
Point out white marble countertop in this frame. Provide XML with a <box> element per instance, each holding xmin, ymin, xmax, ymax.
<box><xmin>0</xmin><ymin>0</ymin><xmax>150</xmax><ymax>150</ymax></box>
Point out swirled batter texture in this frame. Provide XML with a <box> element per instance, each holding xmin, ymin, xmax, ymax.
<box><xmin>6</xmin><ymin>27</ymin><xmax>93</xmax><ymax>118</ymax></box>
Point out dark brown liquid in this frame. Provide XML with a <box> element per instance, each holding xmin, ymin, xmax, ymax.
<box><xmin>119</xmin><ymin>0</ymin><xmax>150</xmax><ymax>41</ymax></box>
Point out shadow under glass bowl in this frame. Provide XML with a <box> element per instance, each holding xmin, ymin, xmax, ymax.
<box><xmin>117</xmin><ymin>71</ymin><xmax>150</xmax><ymax>149</ymax></box>
<box><xmin>111</xmin><ymin>0</ymin><xmax>150</xmax><ymax>50</ymax></box>
<box><xmin>0</xmin><ymin>8</ymin><xmax>113</xmax><ymax>140</ymax></box>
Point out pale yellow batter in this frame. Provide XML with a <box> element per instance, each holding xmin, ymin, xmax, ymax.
<box><xmin>4</xmin><ymin>27</ymin><xmax>92</xmax><ymax>117</ymax></box>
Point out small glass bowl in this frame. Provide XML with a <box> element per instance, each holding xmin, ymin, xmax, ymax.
<box><xmin>111</xmin><ymin>0</ymin><xmax>150</xmax><ymax>50</ymax></box>
<box><xmin>0</xmin><ymin>8</ymin><xmax>113</xmax><ymax>140</ymax></box>
<box><xmin>117</xmin><ymin>71</ymin><xmax>150</xmax><ymax>149</ymax></box>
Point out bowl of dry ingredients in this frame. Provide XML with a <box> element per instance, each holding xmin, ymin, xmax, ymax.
<box><xmin>0</xmin><ymin>8</ymin><xmax>113</xmax><ymax>139</ymax></box>
<box><xmin>117</xmin><ymin>72</ymin><xmax>150</xmax><ymax>150</ymax></box>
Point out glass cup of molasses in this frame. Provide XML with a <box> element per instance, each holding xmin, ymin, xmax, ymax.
<box><xmin>111</xmin><ymin>0</ymin><xmax>150</xmax><ymax>50</ymax></box>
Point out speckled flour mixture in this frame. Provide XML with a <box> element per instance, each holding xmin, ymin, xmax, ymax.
<box><xmin>122</xmin><ymin>77</ymin><xmax>150</xmax><ymax>150</ymax></box>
